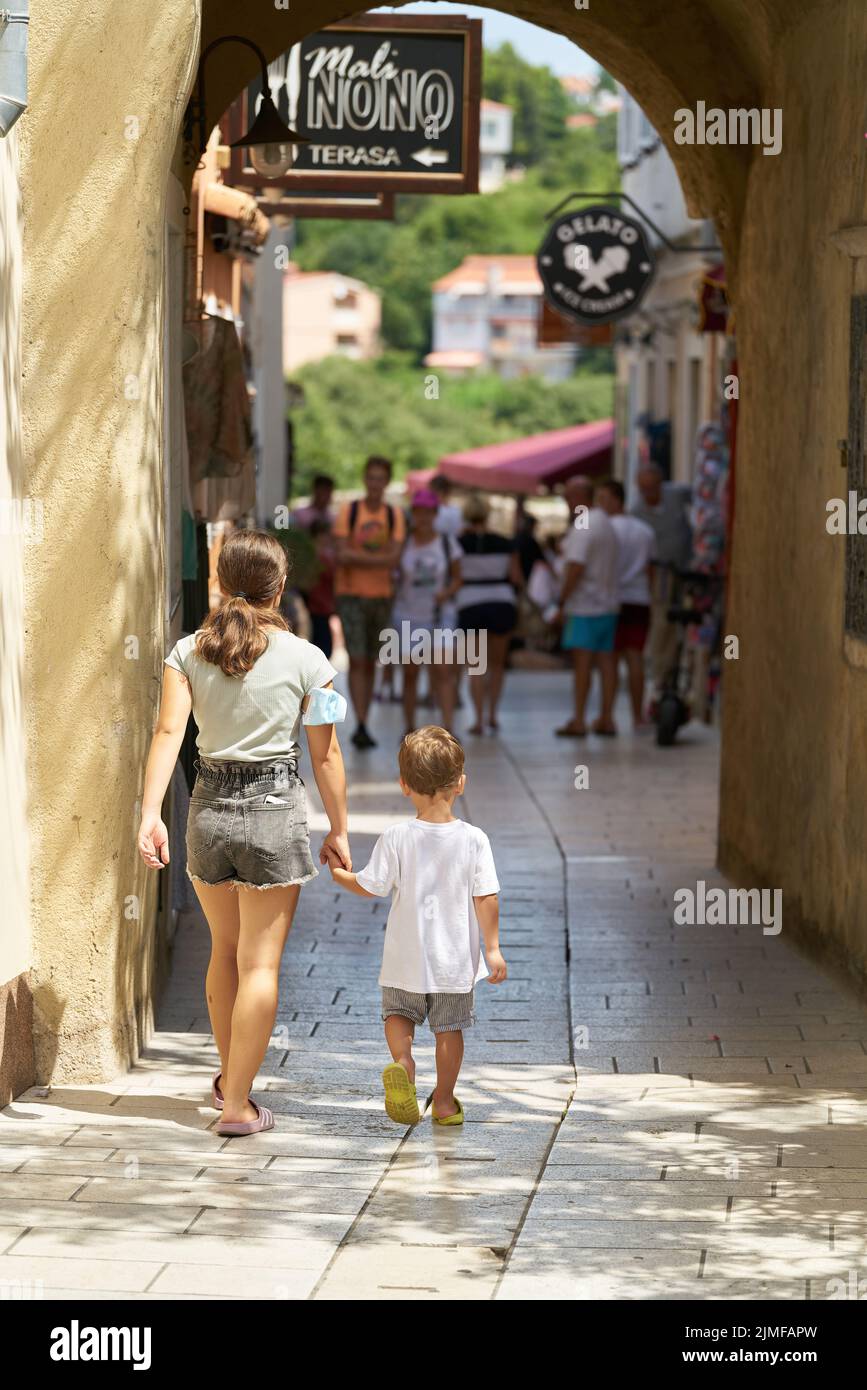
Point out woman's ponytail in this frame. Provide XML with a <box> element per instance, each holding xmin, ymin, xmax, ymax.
<box><xmin>195</xmin><ymin>530</ymin><xmax>291</xmax><ymax>677</ymax></box>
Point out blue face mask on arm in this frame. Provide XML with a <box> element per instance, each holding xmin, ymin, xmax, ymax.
<box><xmin>302</xmin><ymin>687</ymin><xmax>348</xmax><ymax>726</ymax></box>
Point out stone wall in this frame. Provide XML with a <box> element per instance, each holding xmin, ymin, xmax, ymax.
<box><xmin>718</xmin><ymin>2</ymin><xmax>867</xmax><ymax>988</ymax></box>
<box><xmin>0</xmin><ymin>123</ymin><xmax>34</xmax><ymax>1101</ymax></box>
<box><xmin>19</xmin><ymin>0</ymin><xmax>201</xmax><ymax>1080</ymax></box>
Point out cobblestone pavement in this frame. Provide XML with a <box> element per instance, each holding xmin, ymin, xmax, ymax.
<box><xmin>3</xmin><ymin>672</ymin><xmax>867</xmax><ymax>1300</ymax></box>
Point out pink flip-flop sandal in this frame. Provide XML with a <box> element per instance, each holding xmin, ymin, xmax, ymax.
<box><xmin>216</xmin><ymin>1102</ymin><xmax>274</xmax><ymax>1137</ymax></box>
<box><xmin>211</xmin><ymin>1073</ymin><xmax>253</xmax><ymax>1112</ymax></box>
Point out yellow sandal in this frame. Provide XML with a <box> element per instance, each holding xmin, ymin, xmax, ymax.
<box><xmin>382</xmin><ymin>1063</ymin><xmax>421</xmax><ymax>1126</ymax></box>
<box><xmin>431</xmin><ymin>1095</ymin><xmax>464</xmax><ymax>1126</ymax></box>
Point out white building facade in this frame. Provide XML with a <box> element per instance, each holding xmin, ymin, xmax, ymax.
<box><xmin>614</xmin><ymin>86</ymin><xmax>730</xmax><ymax>489</ymax></box>
<box><xmin>425</xmin><ymin>255</ymin><xmax>577</xmax><ymax>381</ymax></box>
<box><xmin>479</xmin><ymin>99</ymin><xmax>514</xmax><ymax>193</ymax></box>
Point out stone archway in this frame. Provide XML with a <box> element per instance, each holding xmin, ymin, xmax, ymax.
<box><xmin>15</xmin><ymin>0</ymin><xmax>867</xmax><ymax>1083</ymax></box>
<box><xmin>200</xmin><ymin>0</ymin><xmax>765</xmax><ymax>273</ymax></box>
<box><xmin>198</xmin><ymin>1</ymin><xmax>867</xmax><ymax>983</ymax></box>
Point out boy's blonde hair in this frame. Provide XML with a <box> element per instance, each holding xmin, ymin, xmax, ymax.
<box><xmin>399</xmin><ymin>726</ymin><xmax>465</xmax><ymax>796</ymax></box>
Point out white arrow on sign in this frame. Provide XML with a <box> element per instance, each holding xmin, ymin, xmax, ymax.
<box><xmin>412</xmin><ymin>148</ymin><xmax>449</xmax><ymax>167</ymax></box>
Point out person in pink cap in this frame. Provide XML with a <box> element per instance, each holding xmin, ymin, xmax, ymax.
<box><xmin>390</xmin><ymin>488</ymin><xmax>463</xmax><ymax>736</ymax></box>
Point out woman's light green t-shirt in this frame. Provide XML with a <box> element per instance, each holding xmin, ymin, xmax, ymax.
<box><xmin>165</xmin><ymin>630</ymin><xmax>338</xmax><ymax>763</ymax></box>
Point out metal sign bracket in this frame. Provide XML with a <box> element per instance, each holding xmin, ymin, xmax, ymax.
<box><xmin>544</xmin><ymin>190</ymin><xmax>722</xmax><ymax>255</ymax></box>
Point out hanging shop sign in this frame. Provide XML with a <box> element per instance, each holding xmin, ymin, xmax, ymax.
<box><xmin>255</xmin><ymin>191</ymin><xmax>396</xmax><ymax>221</ymax></box>
<box><xmin>537</xmin><ymin>204</ymin><xmax>655</xmax><ymax>325</ymax></box>
<box><xmin>537</xmin><ymin>298</ymin><xmax>613</xmax><ymax>347</ymax></box>
<box><xmin>227</xmin><ymin>15</ymin><xmax>481</xmax><ymax>195</ymax></box>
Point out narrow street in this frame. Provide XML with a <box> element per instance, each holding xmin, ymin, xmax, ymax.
<box><xmin>2</xmin><ymin>671</ymin><xmax>866</xmax><ymax>1300</ymax></box>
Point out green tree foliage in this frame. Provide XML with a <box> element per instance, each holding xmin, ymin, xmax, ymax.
<box><xmin>483</xmin><ymin>42</ymin><xmax>571</xmax><ymax>168</ymax></box>
<box><xmin>288</xmin><ymin>355</ymin><xmax>614</xmax><ymax>495</ymax></box>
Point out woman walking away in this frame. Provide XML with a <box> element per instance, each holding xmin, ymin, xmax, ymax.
<box><xmin>137</xmin><ymin>530</ymin><xmax>350</xmax><ymax>1137</ymax></box>
<box><xmin>392</xmin><ymin>488</ymin><xmax>462</xmax><ymax>736</ymax></box>
<box><xmin>457</xmin><ymin>494</ymin><xmax>523</xmax><ymax>735</ymax></box>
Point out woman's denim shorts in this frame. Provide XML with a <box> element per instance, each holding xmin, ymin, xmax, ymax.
<box><xmin>186</xmin><ymin>757</ymin><xmax>318</xmax><ymax>890</ymax></box>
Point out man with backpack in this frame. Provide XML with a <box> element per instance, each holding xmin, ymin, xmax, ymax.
<box><xmin>334</xmin><ymin>455</ymin><xmax>406</xmax><ymax>748</ymax></box>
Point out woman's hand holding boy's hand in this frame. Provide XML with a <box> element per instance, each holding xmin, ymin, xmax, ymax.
<box><xmin>320</xmin><ymin>830</ymin><xmax>351</xmax><ymax>871</ymax></box>
<box><xmin>486</xmin><ymin>949</ymin><xmax>508</xmax><ymax>984</ymax></box>
<box><xmin>322</xmin><ymin>845</ymin><xmax>342</xmax><ymax>878</ymax></box>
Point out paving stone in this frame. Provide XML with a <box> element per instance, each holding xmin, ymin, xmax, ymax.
<box><xmin>150</xmin><ymin>1263</ymin><xmax>322</xmax><ymax>1299</ymax></box>
<box><xmin>0</xmin><ymin>1254</ymin><xmax>160</xmax><ymax>1293</ymax></box>
<box><xmin>314</xmin><ymin>1243</ymin><xmax>502</xmax><ymax>1299</ymax></box>
<box><xmin>74</xmin><ymin>1176</ymin><xmax>367</xmax><ymax>1214</ymax></box>
<box><xmin>0</xmin><ymin>1200</ymin><xmax>201</xmax><ymax>1233</ymax></box>
<box><xmin>9</xmin><ymin>1225</ymin><xmax>336</xmax><ymax>1268</ymax></box>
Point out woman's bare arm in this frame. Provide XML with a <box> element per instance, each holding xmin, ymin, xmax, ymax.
<box><xmin>304</xmin><ymin>684</ymin><xmax>351</xmax><ymax>870</ymax></box>
<box><xmin>138</xmin><ymin>666</ymin><xmax>192</xmax><ymax>868</ymax></box>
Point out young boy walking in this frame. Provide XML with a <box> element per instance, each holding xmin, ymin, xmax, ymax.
<box><xmin>327</xmin><ymin>726</ymin><xmax>506</xmax><ymax>1126</ymax></box>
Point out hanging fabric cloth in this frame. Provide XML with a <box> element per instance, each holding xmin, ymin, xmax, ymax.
<box><xmin>182</xmin><ymin>315</ymin><xmax>253</xmax><ymax>483</ymax></box>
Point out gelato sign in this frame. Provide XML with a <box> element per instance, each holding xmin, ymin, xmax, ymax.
<box><xmin>232</xmin><ymin>15</ymin><xmax>481</xmax><ymax>194</ymax></box>
<box><xmin>537</xmin><ymin>204</ymin><xmax>656</xmax><ymax>325</ymax></box>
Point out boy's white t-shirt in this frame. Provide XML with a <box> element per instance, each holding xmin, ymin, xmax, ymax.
<box><xmin>356</xmin><ymin>818</ymin><xmax>500</xmax><ymax>994</ymax></box>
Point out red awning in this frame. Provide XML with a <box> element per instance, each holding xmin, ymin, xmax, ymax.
<box><xmin>430</xmin><ymin>419</ymin><xmax>614</xmax><ymax>494</ymax></box>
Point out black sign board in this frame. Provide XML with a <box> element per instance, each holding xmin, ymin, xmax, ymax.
<box><xmin>228</xmin><ymin>15</ymin><xmax>481</xmax><ymax>196</ymax></box>
<box><xmin>537</xmin><ymin>204</ymin><xmax>655</xmax><ymax>325</ymax></box>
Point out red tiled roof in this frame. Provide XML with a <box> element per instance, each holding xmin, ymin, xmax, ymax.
<box><xmin>433</xmin><ymin>255</ymin><xmax>542</xmax><ymax>294</ymax></box>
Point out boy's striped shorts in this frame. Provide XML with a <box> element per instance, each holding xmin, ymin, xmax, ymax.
<box><xmin>381</xmin><ymin>987</ymin><xmax>475</xmax><ymax>1033</ymax></box>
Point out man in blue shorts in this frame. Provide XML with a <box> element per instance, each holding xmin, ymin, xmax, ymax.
<box><xmin>554</xmin><ymin>475</ymin><xmax>620</xmax><ymax>738</ymax></box>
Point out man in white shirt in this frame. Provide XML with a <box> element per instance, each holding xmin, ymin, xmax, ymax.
<box><xmin>431</xmin><ymin>475</ymin><xmax>464</xmax><ymax>538</ymax></box>
<box><xmin>597</xmin><ymin>478</ymin><xmax>656</xmax><ymax>729</ymax></box>
<box><xmin>632</xmin><ymin>464</ymin><xmax>692</xmax><ymax>692</ymax></box>
<box><xmin>554</xmin><ymin>475</ymin><xmax>620</xmax><ymax>738</ymax></box>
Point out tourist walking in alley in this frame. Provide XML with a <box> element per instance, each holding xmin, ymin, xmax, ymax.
<box><xmin>333</xmin><ymin>456</ymin><xmax>405</xmax><ymax>749</ymax></box>
<box><xmin>291</xmin><ymin>473</ymin><xmax>336</xmax><ymax>531</ymax></box>
<box><xmin>456</xmin><ymin>493</ymin><xmax>523</xmax><ymax>735</ymax></box>
<box><xmin>631</xmin><ymin>464</ymin><xmax>692</xmax><ymax>697</ymax></box>
<box><xmin>554</xmin><ymin>476</ymin><xmax>620</xmax><ymax>738</ymax></box>
<box><xmin>597</xmin><ymin>478</ymin><xmax>656</xmax><ymax>729</ymax></box>
<box><xmin>291</xmin><ymin>473</ymin><xmax>338</xmax><ymax>656</ymax></box>
<box><xmin>137</xmin><ymin>529</ymin><xmax>350</xmax><ymax>1136</ymax></box>
<box><xmin>326</xmin><ymin>726</ymin><xmax>506</xmax><ymax>1126</ymax></box>
<box><xmin>430</xmin><ymin>473</ymin><xmax>464</xmax><ymax>537</ymax></box>
<box><xmin>304</xmin><ymin>519</ymin><xmax>338</xmax><ymax>658</ymax></box>
<box><xmin>391</xmin><ymin>488</ymin><xmax>462</xmax><ymax>736</ymax></box>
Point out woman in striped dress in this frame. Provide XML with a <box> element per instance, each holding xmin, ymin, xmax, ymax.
<box><xmin>456</xmin><ymin>495</ymin><xmax>524</xmax><ymax>735</ymax></box>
